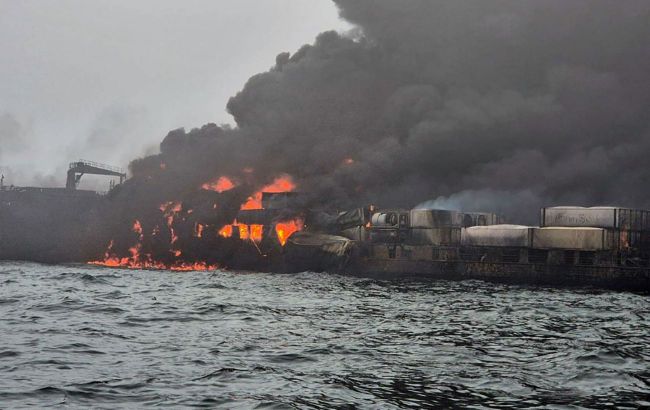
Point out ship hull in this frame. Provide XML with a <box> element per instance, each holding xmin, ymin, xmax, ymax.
<box><xmin>351</xmin><ymin>257</ymin><xmax>650</xmax><ymax>292</ymax></box>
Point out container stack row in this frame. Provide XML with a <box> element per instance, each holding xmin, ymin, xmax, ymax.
<box><xmin>460</xmin><ymin>206</ymin><xmax>650</xmax><ymax>265</ymax></box>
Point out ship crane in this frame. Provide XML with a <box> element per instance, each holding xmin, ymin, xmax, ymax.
<box><xmin>66</xmin><ymin>160</ymin><xmax>126</xmax><ymax>190</ymax></box>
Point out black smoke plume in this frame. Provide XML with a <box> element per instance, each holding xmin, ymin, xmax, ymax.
<box><xmin>9</xmin><ymin>0</ymin><xmax>650</xmax><ymax>263</ymax></box>
<box><xmin>124</xmin><ymin>1</ymin><xmax>650</xmax><ymax>221</ymax></box>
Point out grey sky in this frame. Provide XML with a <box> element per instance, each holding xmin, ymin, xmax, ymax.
<box><xmin>0</xmin><ymin>0</ymin><xmax>349</xmax><ymax>188</ymax></box>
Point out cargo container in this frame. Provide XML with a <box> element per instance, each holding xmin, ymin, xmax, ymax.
<box><xmin>409</xmin><ymin>227</ymin><xmax>461</xmax><ymax>246</ymax></box>
<box><xmin>461</xmin><ymin>225</ymin><xmax>533</xmax><ymax>247</ymax></box>
<box><xmin>463</xmin><ymin>212</ymin><xmax>504</xmax><ymax>226</ymax></box>
<box><xmin>540</xmin><ymin>206</ymin><xmax>650</xmax><ymax>231</ymax></box>
<box><xmin>369</xmin><ymin>227</ymin><xmax>409</xmax><ymax>244</ymax></box>
<box><xmin>411</xmin><ymin>209</ymin><xmax>503</xmax><ymax>228</ymax></box>
<box><xmin>531</xmin><ymin>227</ymin><xmax>615</xmax><ymax>251</ymax></box>
<box><xmin>303</xmin><ymin>205</ymin><xmax>650</xmax><ymax>291</ymax></box>
<box><xmin>410</xmin><ymin>209</ymin><xmax>469</xmax><ymax>228</ymax></box>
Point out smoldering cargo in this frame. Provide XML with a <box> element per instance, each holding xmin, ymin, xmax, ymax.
<box><xmin>295</xmin><ymin>205</ymin><xmax>650</xmax><ymax>291</ymax></box>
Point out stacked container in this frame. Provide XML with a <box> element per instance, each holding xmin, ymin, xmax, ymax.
<box><xmin>408</xmin><ymin>210</ymin><xmax>463</xmax><ymax>246</ymax></box>
<box><xmin>461</xmin><ymin>225</ymin><xmax>533</xmax><ymax>248</ymax></box>
<box><xmin>540</xmin><ymin>206</ymin><xmax>650</xmax><ymax>253</ymax></box>
<box><xmin>463</xmin><ymin>212</ymin><xmax>504</xmax><ymax>226</ymax></box>
<box><xmin>531</xmin><ymin>227</ymin><xmax>614</xmax><ymax>251</ymax></box>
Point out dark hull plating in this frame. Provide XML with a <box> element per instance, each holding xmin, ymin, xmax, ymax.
<box><xmin>351</xmin><ymin>257</ymin><xmax>650</xmax><ymax>292</ymax></box>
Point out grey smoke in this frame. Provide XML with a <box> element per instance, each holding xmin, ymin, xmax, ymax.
<box><xmin>117</xmin><ymin>0</ymin><xmax>650</xmax><ymax>225</ymax></box>
<box><xmin>414</xmin><ymin>189</ymin><xmax>541</xmax><ymax>221</ymax></box>
<box><xmin>0</xmin><ymin>113</ymin><xmax>28</xmax><ymax>159</ymax></box>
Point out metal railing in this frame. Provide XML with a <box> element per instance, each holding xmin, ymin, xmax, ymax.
<box><xmin>69</xmin><ymin>159</ymin><xmax>125</xmax><ymax>174</ymax></box>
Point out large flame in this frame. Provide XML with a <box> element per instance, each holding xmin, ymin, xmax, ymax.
<box><xmin>89</xmin><ymin>220</ymin><xmax>218</xmax><ymax>271</ymax></box>
<box><xmin>217</xmin><ymin>221</ymin><xmax>263</xmax><ymax>243</ymax></box>
<box><xmin>240</xmin><ymin>175</ymin><xmax>296</xmax><ymax>210</ymax></box>
<box><xmin>250</xmin><ymin>224</ymin><xmax>263</xmax><ymax>242</ymax></box>
<box><xmin>90</xmin><ymin>171</ymin><xmax>299</xmax><ymax>271</ymax></box>
<box><xmin>276</xmin><ymin>219</ymin><xmax>303</xmax><ymax>246</ymax></box>
<box><xmin>201</xmin><ymin>176</ymin><xmax>235</xmax><ymax>193</ymax></box>
<box><xmin>219</xmin><ymin>174</ymin><xmax>297</xmax><ymax>243</ymax></box>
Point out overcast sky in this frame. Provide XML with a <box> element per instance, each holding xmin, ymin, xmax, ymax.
<box><xmin>0</xmin><ymin>0</ymin><xmax>349</xmax><ymax>188</ymax></box>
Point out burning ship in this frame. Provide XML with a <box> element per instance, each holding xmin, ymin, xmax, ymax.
<box><xmin>3</xmin><ymin>1</ymin><xmax>650</xmax><ymax>291</ymax></box>
<box><xmin>74</xmin><ymin>165</ymin><xmax>650</xmax><ymax>292</ymax></box>
<box><xmin>1</xmin><ymin>159</ymin><xmax>648</xmax><ymax>292</ymax></box>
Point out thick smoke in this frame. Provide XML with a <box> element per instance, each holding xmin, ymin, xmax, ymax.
<box><xmin>111</xmin><ymin>0</ymin><xmax>650</xmax><ymax>227</ymax></box>
<box><xmin>6</xmin><ymin>0</ymin><xmax>647</xmax><ymax>263</ymax></box>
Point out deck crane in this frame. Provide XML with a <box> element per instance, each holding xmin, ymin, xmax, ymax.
<box><xmin>66</xmin><ymin>160</ymin><xmax>126</xmax><ymax>190</ymax></box>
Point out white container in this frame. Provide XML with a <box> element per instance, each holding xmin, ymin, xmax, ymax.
<box><xmin>531</xmin><ymin>227</ymin><xmax>614</xmax><ymax>250</ymax></box>
<box><xmin>461</xmin><ymin>225</ymin><xmax>533</xmax><ymax>248</ymax></box>
<box><xmin>461</xmin><ymin>225</ymin><xmax>533</xmax><ymax>247</ymax></box>
<box><xmin>410</xmin><ymin>227</ymin><xmax>461</xmax><ymax>245</ymax></box>
<box><xmin>410</xmin><ymin>209</ymin><xmax>466</xmax><ymax>228</ymax></box>
<box><xmin>541</xmin><ymin>206</ymin><xmax>650</xmax><ymax>231</ymax></box>
<box><xmin>463</xmin><ymin>212</ymin><xmax>503</xmax><ymax>226</ymax></box>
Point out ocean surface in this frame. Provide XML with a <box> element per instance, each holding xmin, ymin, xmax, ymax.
<box><xmin>0</xmin><ymin>262</ymin><xmax>649</xmax><ymax>409</ymax></box>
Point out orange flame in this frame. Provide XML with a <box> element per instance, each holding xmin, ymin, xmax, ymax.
<box><xmin>217</xmin><ymin>223</ymin><xmax>262</xmax><ymax>242</ymax></box>
<box><xmin>219</xmin><ymin>225</ymin><xmax>233</xmax><ymax>238</ymax></box>
<box><xmin>90</xmin><ymin>198</ymin><xmax>224</xmax><ymax>271</ymax></box>
<box><xmin>160</xmin><ymin>201</ymin><xmax>181</xmax><ymax>246</ymax></box>
<box><xmin>89</xmin><ymin>236</ymin><xmax>217</xmax><ymax>271</ymax></box>
<box><xmin>275</xmin><ymin>219</ymin><xmax>303</xmax><ymax>246</ymax></box>
<box><xmin>237</xmin><ymin>224</ymin><xmax>249</xmax><ymax>240</ymax></box>
<box><xmin>89</xmin><ymin>257</ymin><xmax>217</xmax><ymax>271</ymax></box>
<box><xmin>250</xmin><ymin>224</ymin><xmax>263</xmax><ymax>242</ymax></box>
<box><xmin>90</xmin><ymin>171</ymin><xmax>299</xmax><ymax>269</ymax></box>
<box><xmin>202</xmin><ymin>176</ymin><xmax>236</xmax><ymax>193</ymax></box>
<box><xmin>240</xmin><ymin>175</ymin><xmax>296</xmax><ymax>210</ymax></box>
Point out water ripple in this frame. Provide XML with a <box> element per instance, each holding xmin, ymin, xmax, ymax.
<box><xmin>0</xmin><ymin>262</ymin><xmax>648</xmax><ymax>408</ymax></box>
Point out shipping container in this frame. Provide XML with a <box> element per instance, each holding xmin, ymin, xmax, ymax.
<box><xmin>409</xmin><ymin>209</ymin><xmax>470</xmax><ymax>228</ymax></box>
<box><xmin>408</xmin><ymin>227</ymin><xmax>461</xmax><ymax>246</ymax></box>
<box><xmin>463</xmin><ymin>212</ymin><xmax>504</xmax><ymax>226</ymax></box>
<box><xmin>461</xmin><ymin>225</ymin><xmax>533</xmax><ymax>247</ymax></box>
<box><xmin>540</xmin><ymin>206</ymin><xmax>650</xmax><ymax>231</ymax></box>
<box><xmin>531</xmin><ymin>227</ymin><xmax>615</xmax><ymax>251</ymax></box>
<box><xmin>410</xmin><ymin>209</ymin><xmax>503</xmax><ymax>228</ymax></box>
